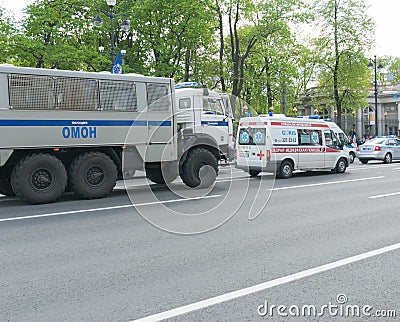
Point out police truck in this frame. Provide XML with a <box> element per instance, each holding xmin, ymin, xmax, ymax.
<box><xmin>0</xmin><ymin>65</ymin><xmax>225</xmax><ymax>204</ymax></box>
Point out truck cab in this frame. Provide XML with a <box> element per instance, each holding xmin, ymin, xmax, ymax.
<box><xmin>175</xmin><ymin>82</ymin><xmax>234</xmax><ymax>161</ymax></box>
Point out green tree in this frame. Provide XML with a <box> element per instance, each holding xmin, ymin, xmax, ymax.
<box><xmin>313</xmin><ymin>0</ymin><xmax>373</xmax><ymax>127</ymax></box>
<box><xmin>0</xmin><ymin>6</ymin><xmax>15</xmax><ymax>63</ymax></box>
<box><xmin>128</xmin><ymin>0</ymin><xmax>216</xmax><ymax>79</ymax></box>
<box><xmin>12</xmin><ymin>0</ymin><xmax>108</xmax><ymax>71</ymax></box>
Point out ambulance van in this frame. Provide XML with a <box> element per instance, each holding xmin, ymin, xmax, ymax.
<box><xmin>235</xmin><ymin>115</ymin><xmax>350</xmax><ymax>178</ymax></box>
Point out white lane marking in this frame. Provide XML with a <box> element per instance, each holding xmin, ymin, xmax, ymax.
<box><xmin>369</xmin><ymin>191</ymin><xmax>400</xmax><ymax>199</ymax></box>
<box><xmin>272</xmin><ymin>176</ymin><xmax>384</xmax><ymax>191</ymax></box>
<box><xmin>0</xmin><ymin>195</ymin><xmax>221</xmax><ymax>223</ymax></box>
<box><xmin>132</xmin><ymin>242</ymin><xmax>400</xmax><ymax>322</ymax></box>
<box><xmin>349</xmin><ymin>164</ymin><xmax>398</xmax><ymax>171</ymax></box>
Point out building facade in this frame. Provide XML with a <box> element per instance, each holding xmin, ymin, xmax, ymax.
<box><xmin>295</xmin><ymin>87</ymin><xmax>400</xmax><ymax>139</ymax></box>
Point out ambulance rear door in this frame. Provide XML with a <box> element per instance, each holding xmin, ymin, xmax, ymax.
<box><xmin>237</xmin><ymin>126</ymin><xmax>268</xmax><ymax>168</ymax></box>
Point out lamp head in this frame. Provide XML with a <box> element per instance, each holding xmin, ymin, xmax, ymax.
<box><xmin>106</xmin><ymin>0</ymin><xmax>117</xmax><ymax>6</ymax></box>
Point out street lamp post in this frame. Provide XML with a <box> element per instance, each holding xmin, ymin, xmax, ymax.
<box><xmin>94</xmin><ymin>0</ymin><xmax>130</xmax><ymax>66</ymax></box>
<box><xmin>368</xmin><ymin>55</ymin><xmax>383</xmax><ymax>136</ymax></box>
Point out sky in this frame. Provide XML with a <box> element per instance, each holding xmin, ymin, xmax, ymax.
<box><xmin>1</xmin><ymin>0</ymin><xmax>399</xmax><ymax>58</ymax></box>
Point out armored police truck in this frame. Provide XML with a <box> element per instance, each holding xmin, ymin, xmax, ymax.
<box><xmin>0</xmin><ymin>65</ymin><xmax>223</xmax><ymax>204</ymax></box>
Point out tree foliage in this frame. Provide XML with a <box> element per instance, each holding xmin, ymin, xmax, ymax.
<box><xmin>312</xmin><ymin>0</ymin><xmax>374</xmax><ymax>126</ymax></box>
<box><xmin>0</xmin><ymin>0</ymin><xmax>387</xmax><ymax>120</ymax></box>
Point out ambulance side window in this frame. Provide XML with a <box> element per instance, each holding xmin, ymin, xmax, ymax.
<box><xmin>298</xmin><ymin>129</ymin><xmax>322</xmax><ymax>146</ymax></box>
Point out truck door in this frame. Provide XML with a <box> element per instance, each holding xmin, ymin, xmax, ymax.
<box><xmin>202</xmin><ymin>97</ymin><xmax>229</xmax><ymax>148</ymax></box>
<box><xmin>146</xmin><ymin>82</ymin><xmax>175</xmax><ymax>161</ymax></box>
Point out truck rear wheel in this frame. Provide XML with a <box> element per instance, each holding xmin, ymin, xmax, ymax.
<box><xmin>180</xmin><ymin>148</ymin><xmax>218</xmax><ymax>188</ymax></box>
<box><xmin>11</xmin><ymin>154</ymin><xmax>67</xmax><ymax>204</ymax></box>
<box><xmin>0</xmin><ymin>177</ymin><xmax>15</xmax><ymax>197</ymax></box>
<box><xmin>69</xmin><ymin>152</ymin><xmax>117</xmax><ymax>199</ymax></box>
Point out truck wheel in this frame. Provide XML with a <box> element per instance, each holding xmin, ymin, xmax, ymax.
<box><xmin>277</xmin><ymin>160</ymin><xmax>293</xmax><ymax>179</ymax></box>
<box><xmin>349</xmin><ymin>152</ymin><xmax>355</xmax><ymax>163</ymax></box>
<box><xmin>0</xmin><ymin>177</ymin><xmax>15</xmax><ymax>197</ymax></box>
<box><xmin>69</xmin><ymin>152</ymin><xmax>117</xmax><ymax>199</ymax></box>
<box><xmin>334</xmin><ymin>158</ymin><xmax>347</xmax><ymax>173</ymax></box>
<box><xmin>11</xmin><ymin>154</ymin><xmax>67</xmax><ymax>204</ymax></box>
<box><xmin>383</xmin><ymin>153</ymin><xmax>392</xmax><ymax>164</ymax></box>
<box><xmin>249</xmin><ymin>170</ymin><xmax>260</xmax><ymax>177</ymax></box>
<box><xmin>146</xmin><ymin>163</ymin><xmax>178</xmax><ymax>184</ymax></box>
<box><xmin>180</xmin><ymin>148</ymin><xmax>218</xmax><ymax>188</ymax></box>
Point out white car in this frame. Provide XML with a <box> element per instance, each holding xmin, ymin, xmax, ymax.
<box><xmin>356</xmin><ymin>136</ymin><xmax>400</xmax><ymax>164</ymax></box>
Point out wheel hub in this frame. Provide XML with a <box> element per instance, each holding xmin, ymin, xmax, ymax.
<box><xmin>86</xmin><ymin>166</ymin><xmax>105</xmax><ymax>186</ymax></box>
<box><xmin>31</xmin><ymin>169</ymin><xmax>53</xmax><ymax>191</ymax></box>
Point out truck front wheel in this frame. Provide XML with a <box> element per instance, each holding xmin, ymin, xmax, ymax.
<box><xmin>180</xmin><ymin>148</ymin><xmax>218</xmax><ymax>188</ymax></box>
<box><xmin>11</xmin><ymin>154</ymin><xmax>67</xmax><ymax>204</ymax></box>
<box><xmin>69</xmin><ymin>152</ymin><xmax>117</xmax><ymax>199</ymax></box>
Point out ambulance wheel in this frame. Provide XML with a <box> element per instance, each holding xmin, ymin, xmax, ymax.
<box><xmin>360</xmin><ymin>159</ymin><xmax>368</xmax><ymax>164</ymax></box>
<box><xmin>146</xmin><ymin>163</ymin><xmax>178</xmax><ymax>184</ymax></box>
<box><xmin>349</xmin><ymin>152</ymin><xmax>355</xmax><ymax>163</ymax></box>
<box><xmin>334</xmin><ymin>158</ymin><xmax>347</xmax><ymax>173</ymax></box>
<box><xmin>383</xmin><ymin>153</ymin><xmax>392</xmax><ymax>164</ymax></box>
<box><xmin>277</xmin><ymin>160</ymin><xmax>293</xmax><ymax>179</ymax></box>
<box><xmin>0</xmin><ymin>177</ymin><xmax>15</xmax><ymax>197</ymax></box>
<box><xmin>180</xmin><ymin>148</ymin><xmax>218</xmax><ymax>188</ymax></box>
<box><xmin>11</xmin><ymin>154</ymin><xmax>67</xmax><ymax>204</ymax></box>
<box><xmin>249</xmin><ymin>170</ymin><xmax>260</xmax><ymax>177</ymax></box>
<box><xmin>69</xmin><ymin>152</ymin><xmax>117</xmax><ymax>199</ymax></box>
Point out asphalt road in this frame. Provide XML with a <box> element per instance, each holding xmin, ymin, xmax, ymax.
<box><xmin>0</xmin><ymin>161</ymin><xmax>399</xmax><ymax>321</ymax></box>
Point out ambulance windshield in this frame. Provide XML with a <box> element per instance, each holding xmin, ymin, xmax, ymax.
<box><xmin>238</xmin><ymin>128</ymin><xmax>266</xmax><ymax>145</ymax></box>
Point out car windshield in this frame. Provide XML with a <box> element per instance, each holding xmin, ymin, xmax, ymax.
<box><xmin>368</xmin><ymin>139</ymin><xmax>385</xmax><ymax>145</ymax></box>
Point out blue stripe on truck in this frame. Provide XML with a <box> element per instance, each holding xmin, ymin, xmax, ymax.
<box><xmin>201</xmin><ymin>121</ymin><xmax>228</xmax><ymax>126</ymax></box>
<box><xmin>0</xmin><ymin>120</ymin><xmax>171</xmax><ymax>126</ymax></box>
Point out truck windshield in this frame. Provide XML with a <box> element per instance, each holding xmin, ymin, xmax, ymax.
<box><xmin>238</xmin><ymin>128</ymin><xmax>266</xmax><ymax>145</ymax></box>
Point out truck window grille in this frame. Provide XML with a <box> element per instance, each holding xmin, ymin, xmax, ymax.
<box><xmin>99</xmin><ymin>80</ymin><xmax>137</xmax><ymax>111</ymax></box>
<box><xmin>8</xmin><ymin>74</ymin><xmax>99</xmax><ymax>110</ymax></box>
<box><xmin>9</xmin><ymin>74</ymin><xmax>54</xmax><ymax>110</ymax></box>
<box><xmin>147</xmin><ymin>83</ymin><xmax>171</xmax><ymax>111</ymax></box>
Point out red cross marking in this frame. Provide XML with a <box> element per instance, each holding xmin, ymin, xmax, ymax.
<box><xmin>257</xmin><ymin>151</ymin><xmax>265</xmax><ymax>160</ymax></box>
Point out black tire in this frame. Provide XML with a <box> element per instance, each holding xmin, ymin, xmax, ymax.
<box><xmin>0</xmin><ymin>177</ymin><xmax>15</xmax><ymax>197</ymax></box>
<box><xmin>69</xmin><ymin>152</ymin><xmax>117</xmax><ymax>199</ymax></box>
<box><xmin>180</xmin><ymin>148</ymin><xmax>218</xmax><ymax>188</ymax></box>
<box><xmin>360</xmin><ymin>159</ymin><xmax>368</xmax><ymax>164</ymax></box>
<box><xmin>334</xmin><ymin>158</ymin><xmax>347</xmax><ymax>174</ymax></box>
<box><xmin>11</xmin><ymin>154</ymin><xmax>67</xmax><ymax>204</ymax></box>
<box><xmin>277</xmin><ymin>160</ymin><xmax>293</xmax><ymax>179</ymax></box>
<box><xmin>146</xmin><ymin>163</ymin><xmax>178</xmax><ymax>184</ymax></box>
<box><xmin>383</xmin><ymin>153</ymin><xmax>392</xmax><ymax>164</ymax></box>
<box><xmin>249</xmin><ymin>170</ymin><xmax>260</xmax><ymax>177</ymax></box>
<box><xmin>349</xmin><ymin>152</ymin><xmax>355</xmax><ymax>164</ymax></box>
